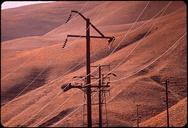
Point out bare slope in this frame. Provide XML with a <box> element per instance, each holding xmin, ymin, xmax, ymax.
<box><xmin>2</xmin><ymin>4</ymin><xmax>186</xmax><ymax>126</ymax></box>
<box><xmin>1</xmin><ymin>1</ymin><xmax>187</xmax><ymax>127</ymax></box>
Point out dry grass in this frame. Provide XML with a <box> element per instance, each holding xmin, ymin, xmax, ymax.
<box><xmin>1</xmin><ymin>1</ymin><xmax>186</xmax><ymax>127</ymax></box>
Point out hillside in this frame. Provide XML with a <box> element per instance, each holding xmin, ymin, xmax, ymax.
<box><xmin>1</xmin><ymin>1</ymin><xmax>100</xmax><ymax>41</ymax></box>
<box><xmin>140</xmin><ymin>97</ymin><xmax>187</xmax><ymax>127</ymax></box>
<box><xmin>1</xmin><ymin>1</ymin><xmax>187</xmax><ymax>127</ymax></box>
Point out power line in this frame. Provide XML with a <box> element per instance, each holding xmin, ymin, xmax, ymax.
<box><xmin>1</xmin><ymin>2</ymin><xmax>89</xmax><ymax>89</ymax></box>
<box><xmin>54</xmin><ymin>1</ymin><xmax>153</xmax><ymax>103</ymax></box>
<box><xmin>60</xmin><ymin>2</ymin><xmax>151</xmax><ymax>90</ymax></box>
<box><xmin>33</xmin><ymin>2</ymin><xmax>171</xmax><ymax>127</ymax></box>
<box><xmin>87</xmin><ymin>1</ymin><xmax>171</xmax><ymax>84</ymax></box>
<box><xmin>23</xmin><ymin>5</ymin><xmax>111</xmax><ymax>126</ymax></box>
<box><xmin>2</xmin><ymin>2</ymin><xmax>90</xmax><ymax>109</ymax></box>
<box><xmin>51</xmin><ymin>31</ymin><xmax>185</xmax><ymax>127</ymax></box>
<box><xmin>2</xmin><ymin>53</ymin><xmax>84</xmax><ymax>108</ymax></box>
<box><xmin>68</xmin><ymin>1</ymin><xmax>151</xmax><ymax>85</ymax></box>
<box><xmin>87</xmin><ymin>64</ymin><xmax>114</xmax><ymax>127</ymax></box>
<box><xmin>3</xmin><ymin>2</ymin><xmax>104</xmax><ymax>127</ymax></box>
<box><xmin>20</xmin><ymin>2</ymin><xmax>173</xmax><ymax>127</ymax></box>
<box><xmin>109</xmin><ymin>1</ymin><xmax>151</xmax><ymax>54</ymax></box>
<box><xmin>47</xmin><ymin>2</ymin><xmax>152</xmax><ymax>105</ymax></box>
<box><xmin>110</xmin><ymin>33</ymin><xmax>185</xmax><ymax>83</ymax></box>
<box><xmin>76</xmin><ymin>1</ymin><xmax>172</xmax><ymax>92</ymax></box>
<box><xmin>18</xmin><ymin>4</ymin><xmax>112</xmax><ymax>127</ymax></box>
<box><xmin>107</xmin><ymin>33</ymin><xmax>185</xmax><ymax>102</ymax></box>
<box><xmin>71</xmin><ymin>1</ymin><xmax>171</xmax><ymax>89</ymax></box>
<box><xmin>1</xmin><ymin>2</ymin><xmax>89</xmax><ymax>81</ymax></box>
<box><xmin>1</xmin><ymin>50</ymin><xmax>40</xmax><ymax>80</ymax></box>
<box><xmin>1</xmin><ymin>2</ymin><xmax>168</xmax><ymax>103</ymax></box>
<box><xmin>62</xmin><ymin>10</ymin><xmax>115</xmax><ymax>127</ymax></box>
<box><xmin>31</xmin><ymin>90</ymin><xmax>82</xmax><ymax>127</ymax></box>
<box><xmin>21</xmin><ymin>49</ymin><xmax>101</xmax><ymax>126</ymax></box>
<box><xmin>105</xmin><ymin>35</ymin><xmax>185</xmax><ymax>110</ymax></box>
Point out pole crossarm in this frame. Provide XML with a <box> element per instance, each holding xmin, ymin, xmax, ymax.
<box><xmin>91</xmin><ymin>64</ymin><xmax>110</xmax><ymax>68</ymax></box>
<box><xmin>67</xmin><ymin>34</ymin><xmax>114</xmax><ymax>40</ymax></box>
<box><xmin>63</xmin><ymin>34</ymin><xmax>115</xmax><ymax>48</ymax></box>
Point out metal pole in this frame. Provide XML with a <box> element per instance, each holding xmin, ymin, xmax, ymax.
<box><xmin>86</xmin><ymin>18</ymin><xmax>92</xmax><ymax>127</ymax></box>
<box><xmin>165</xmin><ymin>79</ymin><xmax>170</xmax><ymax>127</ymax></box>
<box><xmin>98</xmin><ymin>65</ymin><xmax>102</xmax><ymax>127</ymax></box>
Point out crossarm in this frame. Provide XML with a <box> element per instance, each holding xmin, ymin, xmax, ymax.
<box><xmin>67</xmin><ymin>35</ymin><xmax>113</xmax><ymax>39</ymax></box>
<box><xmin>63</xmin><ymin>34</ymin><xmax>115</xmax><ymax>48</ymax></box>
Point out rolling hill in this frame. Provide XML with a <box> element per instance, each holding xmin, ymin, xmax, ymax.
<box><xmin>140</xmin><ymin>97</ymin><xmax>187</xmax><ymax>127</ymax></box>
<box><xmin>1</xmin><ymin>1</ymin><xmax>187</xmax><ymax>127</ymax></box>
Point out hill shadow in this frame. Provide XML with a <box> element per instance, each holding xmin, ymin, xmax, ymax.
<box><xmin>112</xmin><ymin>30</ymin><xmax>152</xmax><ymax>53</ymax></box>
<box><xmin>1</xmin><ymin>67</ymin><xmax>51</xmax><ymax>105</ymax></box>
<box><xmin>91</xmin><ymin>30</ymin><xmax>154</xmax><ymax>64</ymax></box>
<box><xmin>39</xmin><ymin>107</ymin><xmax>75</xmax><ymax>127</ymax></box>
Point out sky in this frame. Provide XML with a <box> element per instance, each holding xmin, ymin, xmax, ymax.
<box><xmin>1</xmin><ymin>1</ymin><xmax>54</xmax><ymax>10</ymax></box>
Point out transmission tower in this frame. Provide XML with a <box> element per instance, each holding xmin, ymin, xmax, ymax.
<box><xmin>61</xmin><ymin>10</ymin><xmax>115</xmax><ymax>127</ymax></box>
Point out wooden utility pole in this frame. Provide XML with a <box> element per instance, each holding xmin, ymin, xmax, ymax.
<box><xmin>98</xmin><ymin>65</ymin><xmax>102</xmax><ymax>128</ymax></box>
<box><xmin>165</xmin><ymin>79</ymin><xmax>170</xmax><ymax>127</ymax></box>
<box><xmin>86</xmin><ymin>18</ymin><xmax>92</xmax><ymax>127</ymax></box>
<box><xmin>162</xmin><ymin>79</ymin><xmax>170</xmax><ymax>127</ymax></box>
<box><xmin>136</xmin><ymin>104</ymin><xmax>141</xmax><ymax>127</ymax></box>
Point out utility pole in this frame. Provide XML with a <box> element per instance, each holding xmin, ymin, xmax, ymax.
<box><xmin>61</xmin><ymin>67</ymin><xmax>115</xmax><ymax>127</ymax></box>
<box><xmin>91</xmin><ymin>64</ymin><xmax>116</xmax><ymax>127</ymax></box>
<box><xmin>98</xmin><ymin>65</ymin><xmax>102</xmax><ymax>128</ymax></box>
<box><xmin>161</xmin><ymin>76</ymin><xmax>187</xmax><ymax>128</ymax></box>
<box><xmin>86</xmin><ymin>18</ymin><xmax>92</xmax><ymax>127</ymax></box>
<box><xmin>62</xmin><ymin>10</ymin><xmax>115</xmax><ymax>127</ymax></box>
<box><xmin>162</xmin><ymin>79</ymin><xmax>170</xmax><ymax>127</ymax></box>
<box><xmin>165</xmin><ymin>79</ymin><xmax>169</xmax><ymax>127</ymax></box>
<box><xmin>136</xmin><ymin>104</ymin><xmax>141</xmax><ymax>127</ymax></box>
